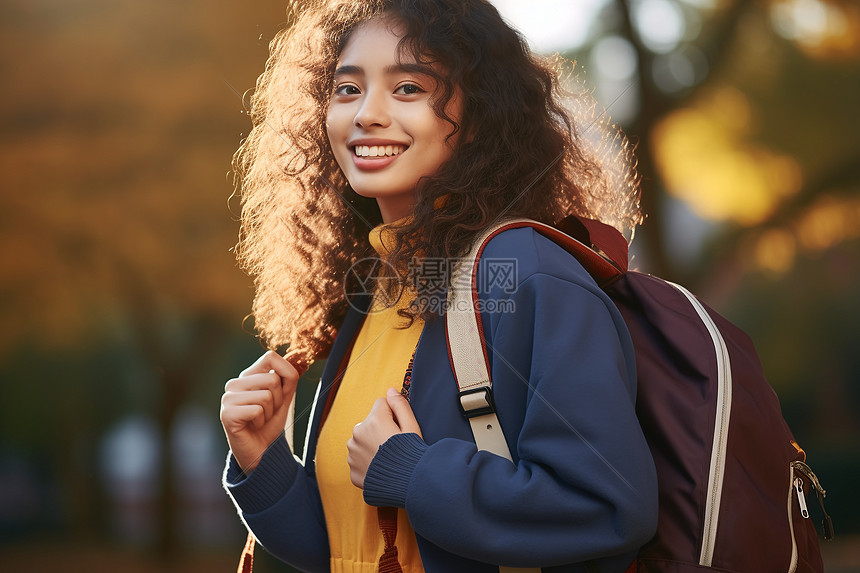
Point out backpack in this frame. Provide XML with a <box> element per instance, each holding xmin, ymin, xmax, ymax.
<box><xmin>444</xmin><ymin>215</ymin><xmax>833</xmax><ymax>573</ymax></box>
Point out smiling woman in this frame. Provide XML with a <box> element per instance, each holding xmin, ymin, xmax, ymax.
<box><xmin>231</xmin><ymin>1</ymin><xmax>641</xmax><ymax>367</ymax></box>
<box><xmin>221</xmin><ymin>1</ymin><xmax>653</xmax><ymax>572</ymax></box>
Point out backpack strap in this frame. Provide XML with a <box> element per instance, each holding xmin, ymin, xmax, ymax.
<box><xmin>446</xmin><ymin>215</ymin><xmax>627</xmax><ymax>411</ymax></box>
<box><xmin>545</xmin><ymin>214</ymin><xmax>628</xmax><ymax>283</ymax></box>
<box><xmin>445</xmin><ymin>216</ymin><xmax>628</xmax><ymax>573</ymax></box>
<box><xmin>447</xmin><ymin>215</ymin><xmax>627</xmax><ymax>434</ymax></box>
<box><xmin>446</xmin><ymin>220</ymin><xmax>516</xmax><ymax>460</ymax></box>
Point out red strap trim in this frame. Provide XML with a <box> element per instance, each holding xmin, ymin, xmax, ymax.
<box><xmin>237</xmin><ymin>531</ymin><xmax>255</xmax><ymax>573</ymax></box>
<box><xmin>529</xmin><ymin>217</ymin><xmax>627</xmax><ymax>283</ymax></box>
<box><xmin>377</xmin><ymin>506</ymin><xmax>403</xmax><ymax>573</ymax></box>
<box><xmin>558</xmin><ymin>215</ymin><xmax>629</xmax><ymax>274</ymax></box>
<box><xmin>476</xmin><ymin>218</ymin><xmax>626</xmax><ymax>290</ymax></box>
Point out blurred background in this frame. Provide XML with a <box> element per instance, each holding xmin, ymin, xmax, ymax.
<box><xmin>0</xmin><ymin>0</ymin><xmax>857</xmax><ymax>571</ymax></box>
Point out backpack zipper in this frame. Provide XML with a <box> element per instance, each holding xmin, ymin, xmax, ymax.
<box><xmin>792</xmin><ymin>460</ymin><xmax>835</xmax><ymax>540</ymax></box>
<box><xmin>787</xmin><ymin>464</ymin><xmax>800</xmax><ymax>573</ymax></box>
<box><xmin>786</xmin><ymin>460</ymin><xmax>835</xmax><ymax>572</ymax></box>
<box><xmin>668</xmin><ymin>282</ymin><xmax>732</xmax><ymax>567</ymax></box>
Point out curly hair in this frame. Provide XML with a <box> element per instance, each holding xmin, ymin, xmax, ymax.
<box><xmin>233</xmin><ymin>0</ymin><xmax>642</xmax><ymax>369</ymax></box>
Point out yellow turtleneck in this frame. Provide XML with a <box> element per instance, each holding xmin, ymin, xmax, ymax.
<box><xmin>315</xmin><ymin>221</ymin><xmax>425</xmax><ymax>573</ymax></box>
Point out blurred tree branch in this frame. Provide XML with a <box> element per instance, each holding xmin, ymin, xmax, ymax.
<box><xmin>613</xmin><ymin>0</ymin><xmax>752</xmax><ymax>280</ymax></box>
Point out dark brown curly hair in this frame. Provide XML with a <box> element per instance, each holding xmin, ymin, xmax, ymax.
<box><xmin>234</xmin><ymin>0</ymin><xmax>642</xmax><ymax>369</ymax></box>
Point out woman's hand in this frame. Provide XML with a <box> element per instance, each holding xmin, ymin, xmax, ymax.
<box><xmin>347</xmin><ymin>387</ymin><xmax>423</xmax><ymax>489</ymax></box>
<box><xmin>220</xmin><ymin>351</ymin><xmax>300</xmax><ymax>474</ymax></box>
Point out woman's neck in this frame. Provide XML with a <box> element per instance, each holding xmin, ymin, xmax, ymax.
<box><xmin>377</xmin><ymin>195</ymin><xmax>415</xmax><ymax>224</ymax></box>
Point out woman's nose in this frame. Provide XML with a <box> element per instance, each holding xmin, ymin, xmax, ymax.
<box><xmin>354</xmin><ymin>91</ymin><xmax>390</xmax><ymax>128</ymax></box>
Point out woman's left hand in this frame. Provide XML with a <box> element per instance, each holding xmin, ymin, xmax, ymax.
<box><xmin>347</xmin><ymin>387</ymin><xmax>423</xmax><ymax>489</ymax></box>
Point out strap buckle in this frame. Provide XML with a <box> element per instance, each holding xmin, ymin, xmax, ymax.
<box><xmin>457</xmin><ymin>386</ymin><xmax>496</xmax><ymax>419</ymax></box>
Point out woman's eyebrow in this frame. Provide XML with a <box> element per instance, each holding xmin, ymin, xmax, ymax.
<box><xmin>385</xmin><ymin>63</ymin><xmax>433</xmax><ymax>76</ymax></box>
<box><xmin>332</xmin><ymin>63</ymin><xmax>433</xmax><ymax>78</ymax></box>
<box><xmin>333</xmin><ymin>64</ymin><xmax>362</xmax><ymax>78</ymax></box>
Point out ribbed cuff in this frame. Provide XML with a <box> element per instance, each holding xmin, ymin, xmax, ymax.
<box><xmin>223</xmin><ymin>433</ymin><xmax>300</xmax><ymax>515</ymax></box>
<box><xmin>362</xmin><ymin>432</ymin><xmax>427</xmax><ymax>508</ymax></box>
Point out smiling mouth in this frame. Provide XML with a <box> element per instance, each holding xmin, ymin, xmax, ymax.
<box><xmin>353</xmin><ymin>144</ymin><xmax>406</xmax><ymax>158</ymax></box>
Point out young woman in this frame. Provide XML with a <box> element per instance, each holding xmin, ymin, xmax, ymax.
<box><xmin>220</xmin><ymin>1</ymin><xmax>658</xmax><ymax>571</ymax></box>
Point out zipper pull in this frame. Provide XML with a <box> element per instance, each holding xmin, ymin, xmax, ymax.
<box><xmin>814</xmin><ymin>487</ymin><xmax>835</xmax><ymax>540</ymax></box>
<box><xmin>794</xmin><ymin>477</ymin><xmax>810</xmax><ymax>519</ymax></box>
<box><xmin>791</xmin><ymin>460</ymin><xmax>835</xmax><ymax>540</ymax></box>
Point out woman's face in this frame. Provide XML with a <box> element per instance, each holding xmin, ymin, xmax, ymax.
<box><xmin>326</xmin><ymin>18</ymin><xmax>461</xmax><ymax>223</ymax></box>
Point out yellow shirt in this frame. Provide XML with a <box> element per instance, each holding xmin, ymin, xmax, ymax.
<box><xmin>315</xmin><ymin>222</ymin><xmax>426</xmax><ymax>573</ymax></box>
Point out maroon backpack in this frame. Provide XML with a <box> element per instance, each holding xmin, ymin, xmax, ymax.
<box><xmin>446</xmin><ymin>215</ymin><xmax>833</xmax><ymax>572</ymax></box>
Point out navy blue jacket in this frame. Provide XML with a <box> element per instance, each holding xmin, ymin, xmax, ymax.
<box><xmin>224</xmin><ymin>227</ymin><xmax>659</xmax><ymax>572</ymax></box>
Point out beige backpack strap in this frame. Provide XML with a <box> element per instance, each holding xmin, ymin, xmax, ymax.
<box><xmin>447</xmin><ymin>219</ymin><xmax>542</xmax><ymax>573</ymax></box>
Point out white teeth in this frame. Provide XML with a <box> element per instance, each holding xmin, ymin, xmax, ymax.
<box><xmin>354</xmin><ymin>145</ymin><xmax>405</xmax><ymax>157</ymax></box>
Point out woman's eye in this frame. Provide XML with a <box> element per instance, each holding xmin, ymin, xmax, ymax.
<box><xmin>333</xmin><ymin>84</ymin><xmax>360</xmax><ymax>96</ymax></box>
<box><xmin>394</xmin><ymin>83</ymin><xmax>422</xmax><ymax>95</ymax></box>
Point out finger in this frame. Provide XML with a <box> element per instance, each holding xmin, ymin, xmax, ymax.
<box><xmin>386</xmin><ymin>387</ymin><xmax>422</xmax><ymax>437</ymax></box>
<box><xmin>228</xmin><ymin>370</ymin><xmax>291</xmax><ymax>412</ymax></box>
<box><xmin>240</xmin><ymin>350</ymin><xmax>300</xmax><ymax>383</ymax></box>
<box><xmin>225</xmin><ymin>371</ymin><xmax>280</xmax><ymax>393</ymax></box>
<box><xmin>220</xmin><ymin>403</ymin><xmax>265</xmax><ymax>432</ymax></box>
<box><xmin>221</xmin><ymin>389</ymin><xmax>276</xmax><ymax>423</ymax></box>
<box><xmin>224</xmin><ymin>373</ymin><xmax>285</xmax><ymax>413</ymax></box>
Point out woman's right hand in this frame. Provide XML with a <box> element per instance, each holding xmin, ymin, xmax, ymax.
<box><xmin>220</xmin><ymin>350</ymin><xmax>300</xmax><ymax>474</ymax></box>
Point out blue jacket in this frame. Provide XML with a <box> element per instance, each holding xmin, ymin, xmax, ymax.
<box><xmin>224</xmin><ymin>227</ymin><xmax>659</xmax><ymax>572</ymax></box>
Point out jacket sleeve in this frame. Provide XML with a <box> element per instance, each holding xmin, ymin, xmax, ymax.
<box><xmin>362</xmin><ymin>272</ymin><xmax>658</xmax><ymax>568</ymax></box>
<box><xmin>223</xmin><ymin>433</ymin><xmax>330</xmax><ymax>573</ymax></box>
